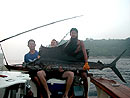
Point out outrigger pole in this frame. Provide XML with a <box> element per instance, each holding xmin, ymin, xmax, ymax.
<box><xmin>0</xmin><ymin>44</ymin><xmax>8</xmax><ymax>66</ymax></box>
<box><xmin>0</xmin><ymin>15</ymin><xmax>83</xmax><ymax>43</ymax></box>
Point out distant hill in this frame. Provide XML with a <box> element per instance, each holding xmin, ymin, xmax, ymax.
<box><xmin>84</xmin><ymin>38</ymin><xmax>130</xmax><ymax>57</ymax></box>
<box><xmin>60</xmin><ymin>38</ymin><xmax>130</xmax><ymax>57</ymax></box>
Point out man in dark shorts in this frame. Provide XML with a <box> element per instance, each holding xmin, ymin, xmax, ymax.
<box><xmin>67</xmin><ymin>28</ymin><xmax>90</xmax><ymax>98</ymax></box>
<box><xmin>47</xmin><ymin>39</ymin><xmax>74</xmax><ymax>98</ymax></box>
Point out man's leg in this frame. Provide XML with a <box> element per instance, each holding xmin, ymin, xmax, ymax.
<box><xmin>62</xmin><ymin>71</ymin><xmax>74</xmax><ymax>98</ymax></box>
<box><xmin>80</xmin><ymin>71</ymin><xmax>88</xmax><ymax>98</ymax></box>
<box><xmin>37</xmin><ymin>70</ymin><xmax>51</xmax><ymax>98</ymax></box>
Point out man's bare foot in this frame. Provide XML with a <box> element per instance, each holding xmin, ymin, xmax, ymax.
<box><xmin>47</xmin><ymin>91</ymin><xmax>51</xmax><ymax>98</ymax></box>
<box><xmin>62</xmin><ymin>95</ymin><xmax>68</xmax><ymax>98</ymax></box>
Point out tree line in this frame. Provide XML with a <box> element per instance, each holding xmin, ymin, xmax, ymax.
<box><xmin>84</xmin><ymin>38</ymin><xmax>130</xmax><ymax>57</ymax></box>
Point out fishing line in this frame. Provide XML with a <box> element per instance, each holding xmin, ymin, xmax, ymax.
<box><xmin>0</xmin><ymin>15</ymin><xmax>83</xmax><ymax>43</ymax></box>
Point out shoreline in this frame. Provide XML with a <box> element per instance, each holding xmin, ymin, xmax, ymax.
<box><xmin>89</xmin><ymin>56</ymin><xmax>130</xmax><ymax>59</ymax></box>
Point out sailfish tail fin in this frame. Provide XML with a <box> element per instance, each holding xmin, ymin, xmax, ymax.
<box><xmin>110</xmin><ymin>49</ymin><xmax>127</xmax><ymax>83</ymax></box>
<box><xmin>111</xmin><ymin>66</ymin><xmax>126</xmax><ymax>83</ymax></box>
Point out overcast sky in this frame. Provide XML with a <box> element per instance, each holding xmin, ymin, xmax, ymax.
<box><xmin>0</xmin><ymin>0</ymin><xmax>130</xmax><ymax>64</ymax></box>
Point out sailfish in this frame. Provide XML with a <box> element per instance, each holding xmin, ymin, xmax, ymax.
<box><xmin>21</xmin><ymin>37</ymin><xmax>127</xmax><ymax>83</ymax></box>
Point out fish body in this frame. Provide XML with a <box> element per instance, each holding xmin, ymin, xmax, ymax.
<box><xmin>5</xmin><ymin>40</ymin><xmax>127</xmax><ymax>83</ymax></box>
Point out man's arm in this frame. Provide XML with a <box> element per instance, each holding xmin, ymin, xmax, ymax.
<box><xmin>24</xmin><ymin>54</ymin><xmax>27</xmax><ymax>63</ymax></box>
<box><xmin>80</xmin><ymin>40</ymin><xmax>90</xmax><ymax>70</ymax></box>
<box><xmin>80</xmin><ymin>41</ymin><xmax>88</xmax><ymax>63</ymax></box>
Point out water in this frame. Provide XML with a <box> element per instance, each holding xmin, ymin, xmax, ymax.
<box><xmin>88</xmin><ymin>57</ymin><xmax>130</xmax><ymax>96</ymax></box>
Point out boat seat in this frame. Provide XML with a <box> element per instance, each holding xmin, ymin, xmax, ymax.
<box><xmin>30</xmin><ymin>78</ymin><xmax>66</xmax><ymax>97</ymax></box>
<box><xmin>47</xmin><ymin>78</ymin><xmax>66</xmax><ymax>95</ymax></box>
<box><xmin>31</xmin><ymin>76</ymin><xmax>91</xmax><ymax>97</ymax></box>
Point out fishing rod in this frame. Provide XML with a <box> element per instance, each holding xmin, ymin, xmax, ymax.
<box><xmin>58</xmin><ymin>32</ymin><xmax>70</xmax><ymax>45</ymax></box>
<box><xmin>0</xmin><ymin>15</ymin><xmax>83</xmax><ymax>43</ymax></box>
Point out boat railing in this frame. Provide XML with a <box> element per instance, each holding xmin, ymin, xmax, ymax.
<box><xmin>90</xmin><ymin>76</ymin><xmax>130</xmax><ymax>98</ymax></box>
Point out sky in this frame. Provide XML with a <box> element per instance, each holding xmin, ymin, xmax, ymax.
<box><xmin>0</xmin><ymin>0</ymin><xmax>130</xmax><ymax>64</ymax></box>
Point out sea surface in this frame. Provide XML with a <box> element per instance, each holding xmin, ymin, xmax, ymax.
<box><xmin>88</xmin><ymin>57</ymin><xmax>130</xmax><ymax>96</ymax></box>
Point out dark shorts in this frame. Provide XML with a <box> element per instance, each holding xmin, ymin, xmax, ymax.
<box><xmin>28</xmin><ymin>69</ymin><xmax>39</xmax><ymax>78</ymax></box>
<box><xmin>28</xmin><ymin>69</ymin><xmax>65</xmax><ymax>80</ymax></box>
<box><xmin>45</xmin><ymin>70</ymin><xmax>65</xmax><ymax>80</ymax></box>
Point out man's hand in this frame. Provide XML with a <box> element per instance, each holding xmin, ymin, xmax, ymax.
<box><xmin>83</xmin><ymin>62</ymin><xmax>90</xmax><ymax>71</ymax></box>
<box><xmin>45</xmin><ymin>65</ymin><xmax>52</xmax><ymax>70</ymax></box>
<box><xmin>59</xmin><ymin>66</ymin><xmax>64</xmax><ymax>72</ymax></box>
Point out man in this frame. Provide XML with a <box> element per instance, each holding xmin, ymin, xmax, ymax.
<box><xmin>24</xmin><ymin>39</ymin><xmax>51</xmax><ymax>98</ymax></box>
<box><xmin>49</xmin><ymin>39</ymin><xmax>74</xmax><ymax>98</ymax></box>
<box><xmin>24</xmin><ymin>39</ymin><xmax>38</xmax><ymax>63</ymax></box>
<box><xmin>50</xmin><ymin>39</ymin><xmax>58</xmax><ymax>47</ymax></box>
<box><xmin>68</xmin><ymin>28</ymin><xmax>90</xmax><ymax>98</ymax></box>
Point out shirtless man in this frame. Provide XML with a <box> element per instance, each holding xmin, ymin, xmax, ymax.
<box><xmin>68</xmin><ymin>28</ymin><xmax>90</xmax><ymax>98</ymax></box>
<box><xmin>50</xmin><ymin>39</ymin><xmax>58</xmax><ymax>47</ymax></box>
<box><xmin>50</xmin><ymin>39</ymin><xmax>74</xmax><ymax>98</ymax></box>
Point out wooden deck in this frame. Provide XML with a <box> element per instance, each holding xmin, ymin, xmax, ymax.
<box><xmin>90</xmin><ymin>77</ymin><xmax>130</xmax><ymax>98</ymax></box>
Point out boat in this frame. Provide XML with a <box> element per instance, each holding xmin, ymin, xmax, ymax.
<box><xmin>1</xmin><ymin>44</ymin><xmax>130</xmax><ymax>98</ymax></box>
<box><xmin>1</xmin><ymin>61</ymin><xmax>130</xmax><ymax>98</ymax></box>
<box><xmin>0</xmin><ymin>17</ymin><xmax>130</xmax><ymax>98</ymax></box>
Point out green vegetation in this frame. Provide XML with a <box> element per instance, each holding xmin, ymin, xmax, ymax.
<box><xmin>84</xmin><ymin>38</ymin><xmax>130</xmax><ymax>57</ymax></box>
